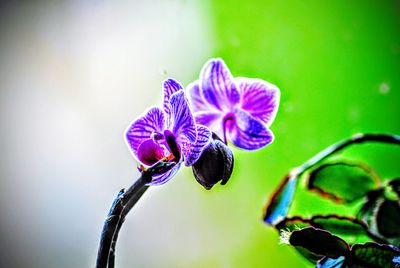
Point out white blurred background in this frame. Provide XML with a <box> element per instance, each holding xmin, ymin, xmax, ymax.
<box><xmin>0</xmin><ymin>1</ymin><xmax>217</xmax><ymax>267</ymax></box>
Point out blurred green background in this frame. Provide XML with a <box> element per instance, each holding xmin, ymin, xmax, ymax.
<box><xmin>0</xmin><ymin>1</ymin><xmax>399</xmax><ymax>267</ymax></box>
<box><xmin>205</xmin><ymin>0</ymin><xmax>400</xmax><ymax>267</ymax></box>
<box><xmin>206</xmin><ymin>0</ymin><xmax>400</xmax><ymax>267</ymax></box>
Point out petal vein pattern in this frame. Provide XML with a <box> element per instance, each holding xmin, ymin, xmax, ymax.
<box><xmin>182</xmin><ymin>125</ymin><xmax>212</xmax><ymax>166</ymax></box>
<box><xmin>125</xmin><ymin>106</ymin><xmax>165</xmax><ymax>156</ymax></box>
<box><xmin>170</xmin><ymin>90</ymin><xmax>197</xmax><ymax>143</ymax></box>
<box><xmin>163</xmin><ymin>78</ymin><xmax>183</xmax><ymax>122</ymax></box>
<box><xmin>236</xmin><ymin>77</ymin><xmax>280</xmax><ymax>126</ymax></box>
<box><xmin>187</xmin><ymin>81</ymin><xmax>211</xmax><ymax>112</ymax></box>
<box><xmin>200</xmin><ymin>59</ymin><xmax>240</xmax><ymax>111</ymax></box>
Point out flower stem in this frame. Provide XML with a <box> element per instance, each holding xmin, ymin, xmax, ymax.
<box><xmin>291</xmin><ymin>133</ymin><xmax>400</xmax><ymax>178</ymax></box>
<box><xmin>96</xmin><ymin>173</ymin><xmax>151</xmax><ymax>268</ymax></box>
<box><xmin>95</xmin><ymin>161</ymin><xmax>175</xmax><ymax>268</ymax></box>
<box><xmin>107</xmin><ymin>184</ymin><xmax>150</xmax><ymax>268</ymax></box>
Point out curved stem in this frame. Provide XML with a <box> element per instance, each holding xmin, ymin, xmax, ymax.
<box><xmin>107</xmin><ymin>181</ymin><xmax>150</xmax><ymax>268</ymax></box>
<box><xmin>96</xmin><ymin>173</ymin><xmax>151</xmax><ymax>268</ymax></box>
<box><xmin>291</xmin><ymin>133</ymin><xmax>400</xmax><ymax>178</ymax></box>
<box><xmin>95</xmin><ymin>161</ymin><xmax>175</xmax><ymax>268</ymax></box>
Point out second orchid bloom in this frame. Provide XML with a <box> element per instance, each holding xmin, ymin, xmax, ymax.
<box><xmin>125</xmin><ymin>58</ymin><xmax>280</xmax><ymax>189</ymax></box>
<box><xmin>188</xmin><ymin>58</ymin><xmax>280</xmax><ymax>150</ymax></box>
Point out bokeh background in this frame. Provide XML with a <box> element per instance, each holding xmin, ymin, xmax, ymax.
<box><xmin>0</xmin><ymin>1</ymin><xmax>399</xmax><ymax>267</ymax></box>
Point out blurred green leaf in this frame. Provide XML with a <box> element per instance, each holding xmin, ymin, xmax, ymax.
<box><xmin>311</xmin><ymin>215</ymin><xmax>370</xmax><ymax>244</ymax></box>
<box><xmin>276</xmin><ymin>216</ymin><xmax>312</xmax><ymax>232</ymax></box>
<box><xmin>376</xmin><ymin>200</ymin><xmax>400</xmax><ymax>239</ymax></box>
<box><xmin>357</xmin><ymin>190</ymin><xmax>383</xmax><ymax>227</ymax></box>
<box><xmin>289</xmin><ymin>227</ymin><xmax>350</xmax><ymax>259</ymax></box>
<box><xmin>279</xmin><ymin>215</ymin><xmax>371</xmax><ymax>245</ymax></box>
<box><xmin>349</xmin><ymin>243</ymin><xmax>400</xmax><ymax>268</ymax></box>
<box><xmin>294</xmin><ymin>246</ymin><xmax>322</xmax><ymax>264</ymax></box>
<box><xmin>312</xmin><ymin>215</ymin><xmax>367</xmax><ymax>236</ymax></box>
<box><xmin>307</xmin><ymin>162</ymin><xmax>380</xmax><ymax>203</ymax></box>
<box><xmin>277</xmin><ymin>218</ymin><xmax>320</xmax><ymax>263</ymax></box>
<box><xmin>357</xmin><ymin>190</ymin><xmax>400</xmax><ymax>246</ymax></box>
<box><xmin>316</xmin><ymin>243</ymin><xmax>400</xmax><ymax>268</ymax></box>
<box><xmin>388</xmin><ymin>178</ymin><xmax>400</xmax><ymax>199</ymax></box>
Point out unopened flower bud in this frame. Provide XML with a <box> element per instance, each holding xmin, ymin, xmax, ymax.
<box><xmin>192</xmin><ymin>134</ymin><xmax>234</xmax><ymax>190</ymax></box>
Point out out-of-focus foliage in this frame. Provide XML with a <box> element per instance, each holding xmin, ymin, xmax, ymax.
<box><xmin>210</xmin><ymin>2</ymin><xmax>400</xmax><ymax>265</ymax></box>
<box><xmin>291</xmin><ymin>228</ymin><xmax>400</xmax><ymax>268</ymax></box>
<box><xmin>307</xmin><ymin>162</ymin><xmax>380</xmax><ymax>203</ymax></box>
<box><xmin>264</xmin><ymin>134</ymin><xmax>400</xmax><ymax>267</ymax></box>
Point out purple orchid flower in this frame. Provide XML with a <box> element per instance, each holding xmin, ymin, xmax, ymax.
<box><xmin>125</xmin><ymin>79</ymin><xmax>211</xmax><ymax>185</ymax></box>
<box><xmin>187</xmin><ymin>58</ymin><xmax>280</xmax><ymax>150</ymax></box>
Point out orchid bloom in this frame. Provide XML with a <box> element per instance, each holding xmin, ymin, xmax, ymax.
<box><xmin>187</xmin><ymin>58</ymin><xmax>280</xmax><ymax>150</ymax></box>
<box><xmin>125</xmin><ymin>79</ymin><xmax>211</xmax><ymax>185</ymax></box>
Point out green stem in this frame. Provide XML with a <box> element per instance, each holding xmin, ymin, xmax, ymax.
<box><xmin>292</xmin><ymin>133</ymin><xmax>400</xmax><ymax>178</ymax></box>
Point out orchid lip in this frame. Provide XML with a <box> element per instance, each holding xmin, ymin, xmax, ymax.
<box><xmin>137</xmin><ymin>139</ymin><xmax>166</xmax><ymax>166</ymax></box>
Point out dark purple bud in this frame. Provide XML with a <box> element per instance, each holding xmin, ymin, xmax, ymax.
<box><xmin>192</xmin><ymin>134</ymin><xmax>234</xmax><ymax>190</ymax></box>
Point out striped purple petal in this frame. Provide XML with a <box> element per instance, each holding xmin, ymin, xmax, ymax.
<box><xmin>150</xmin><ymin>162</ymin><xmax>182</xmax><ymax>185</ymax></box>
<box><xmin>236</xmin><ymin>77</ymin><xmax>280</xmax><ymax>127</ymax></box>
<box><xmin>200</xmin><ymin>58</ymin><xmax>240</xmax><ymax>111</ymax></box>
<box><xmin>125</xmin><ymin>106</ymin><xmax>165</xmax><ymax>157</ymax></box>
<box><xmin>169</xmin><ymin>90</ymin><xmax>197</xmax><ymax>143</ymax></box>
<box><xmin>227</xmin><ymin>109</ymin><xmax>274</xmax><ymax>150</ymax></box>
<box><xmin>193</xmin><ymin>111</ymin><xmax>223</xmax><ymax>139</ymax></box>
<box><xmin>187</xmin><ymin>80</ymin><xmax>211</xmax><ymax>113</ymax></box>
<box><xmin>181</xmin><ymin>125</ymin><xmax>212</xmax><ymax>166</ymax></box>
<box><xmin>163</xmin><ymin>78</ymin><xmax>183</xmax><ymax>124</ymax></box>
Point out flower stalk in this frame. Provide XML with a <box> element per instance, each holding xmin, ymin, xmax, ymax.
<box><xmin>290</xmin><ymin>133</ymin><xmax>400</xmax><ymax>179</ymax></box>
<box><xmin>95</xmin><ymin>161</ymin><xmax>175</xmax><ymax>268</ymax></box>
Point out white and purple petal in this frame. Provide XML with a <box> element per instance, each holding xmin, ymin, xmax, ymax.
<box><xmin>200</xmin><ymin>58</ymin><xmax>240</xmax><ymax>111</ymax></box>
<box><xmin>181</xmin><ymin>125</ymin><xmax>212</xmax><ymax>166</ymax></box>
<box><xmin>236</xmin><ymin>77</ymin><xmax>280</xmax><ymax>127</ymax></box>
<box><xmin>169</xmin><ymin>90</ymin><xmax>197</xmax><ymax>143</ymax></box>
<box><xmin>227</xmin><ymin>109</ymin><xmax>274</xmax><ymax>150</ymax></box>
<box><xmin>125</xmin><ymin>106</ymin><xmax>165</xmax><ymax>157</ymax></box>
<box><xmin>163</xmin><ymin>78</ymin><xmax>183</xmax><ymax>123</ymax></box>
<box><xmin>186</xmin><ymin>80</ymin><xmax>211</xmax><ymax>113</ymax></box>
<box><xmin>150</xmin><ymin>162</ymin><xmax>182</xmax><ymax>185</ymax></box>
<box><xmin>193</xmin><ymin>111</ymin><xmax>224</xmax><ymax>138</ymax></box>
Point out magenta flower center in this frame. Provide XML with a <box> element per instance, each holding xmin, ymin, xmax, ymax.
<box><xmin>137</xmin><ymin>139</ymin><xmax>166</xmax><ymax>166</ymax></box>
<box><xmin>137</xmin><ymin>130</ymin><xmax>181</xmax><ymax>166</ymax></box>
